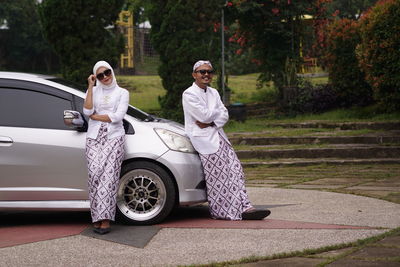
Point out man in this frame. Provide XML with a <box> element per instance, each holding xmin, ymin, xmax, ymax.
<box><xmin>182</xmin><ymin>60</ymin><xmax>270</xmax><ymax>220</ymax></box>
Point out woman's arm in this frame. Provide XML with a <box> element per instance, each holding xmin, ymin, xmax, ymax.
<box><xmin>83</xmin><ymin>75</ymin><xmax>96</xmax><ymax>116</ymax></box>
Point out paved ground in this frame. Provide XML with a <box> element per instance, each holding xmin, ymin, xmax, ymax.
<box><xmin>1</xmin><ymin>185</ymin><xmax>400</xmax><ymax>267</ymax></box>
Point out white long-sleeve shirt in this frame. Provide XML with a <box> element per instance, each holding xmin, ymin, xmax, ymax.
<box><xmin>83</xmin><ymin>86</ymin><xmax>129</xmax><ymax>139</ymax></box>
<box><xmin>182</xmin><ymin>82</ymin><xmax>230</xmax><ymax>154</ymax></box>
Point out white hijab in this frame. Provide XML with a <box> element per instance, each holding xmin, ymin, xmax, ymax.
<box><xmin>93</xmin><ymin>60</ymin><xmax>119</xmax><ymax>91</ymax></box>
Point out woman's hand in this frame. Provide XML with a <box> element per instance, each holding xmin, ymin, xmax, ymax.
<box><xmin>87</xmin><ymin>74</ymin><xmax>96</xmax><ymax>88</ymax></box>
<box><xmin>196</xmin><ymin>121</ymin><xmax>215</xmax><ymax>129</ymax></box>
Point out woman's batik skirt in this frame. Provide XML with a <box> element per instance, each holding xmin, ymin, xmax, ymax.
<box><xmin>199</xmin><ymin>135</ymin><xmax>253</xmax><ymax>220</ymax></box>
<box><xmin>85</xmin><ymin>123</ymin><xmax>125</xmax><ymax>223</ymax></box>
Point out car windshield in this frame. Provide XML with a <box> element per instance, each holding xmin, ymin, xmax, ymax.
<box><xmin>47</xmin><ymin>77</ymin><xmax>155</xmax><ymax>122</ymax></box>
<box><xmin>48</xmin><ymin>77</ymin><xmax>87</xmax><ymax>92</ymax></box>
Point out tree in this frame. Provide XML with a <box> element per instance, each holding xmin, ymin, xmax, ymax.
<box><xmin>324</xmin><ymin>18</ymin><xmax>372</xmax><ymax>106</ymax></box>
<box><xmin>327</xmin><ymin>0</ymin><xmax>379</xmax><ymax>20</ymax></box>
<box><xmin>145</xmin><ymin>0</ymin><xmax>224</xmax><ymax>121</ymax></box>
<box><xmin>38</xmin><ymin>0</ymin><xmax>124</xmax><ymax>84</ymax></box>
<box><xmin>225</xmin><ymin>0</ymin><xmax>319</xmax><ymax>100</ymax></box>
<box><xmin>0</xmin><ymin>0</ymin><xmax>57</xmax><ymax>72</ymax></box>
<box><xmin>357</xmin><ymin>0</ymin><xmax>400</xmax><ymax>111</ymax></box>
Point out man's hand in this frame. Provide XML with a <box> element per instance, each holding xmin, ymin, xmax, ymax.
<box><xmin>196</xmin><ymin>121</ymin><xmax>215</xmax><ymax>129</ymax></box>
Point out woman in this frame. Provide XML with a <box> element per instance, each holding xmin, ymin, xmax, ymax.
<box><xmin>83</xmin><ymin>60</ymin><xmax>129</xmax><ymax>234</ymax></box>
<box><xmin>182</xmin><ymin>60</ymin><xmax>271</xmax><ymax>220</ymax></box>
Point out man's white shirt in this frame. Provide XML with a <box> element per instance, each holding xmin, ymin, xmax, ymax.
<box><xmin>182</xmin><ymin>82</ymin><xmax>230</xmax><ymax>154</ymax></box>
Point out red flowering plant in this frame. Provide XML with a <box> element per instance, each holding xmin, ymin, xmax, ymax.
<box><xmin>357</xmin><ymin>0</ymin><xmax>400</xmax><ymax>111</ymax></box>
<box><xmin>324</xmin><ymin>18</ymin><xmax>372</xmax><ymax>106</ymax></box>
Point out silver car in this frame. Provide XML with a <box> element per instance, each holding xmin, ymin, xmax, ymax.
<box><xmin>0</xmin><ymin>72</ymin><xmax>206</xmax><ymax>225</ymax></box>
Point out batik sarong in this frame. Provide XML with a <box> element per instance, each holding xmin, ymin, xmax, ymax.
<box><xmin>199</xmin><ymin>134</ymin><xmax>253</xmax><ymax>220</ymax></box>
<box><xmin>85</xmin><ymin>123</ymin><xmax>125</xmax><ymax>223</ymax></box>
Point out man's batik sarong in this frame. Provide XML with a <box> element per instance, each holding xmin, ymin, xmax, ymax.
<box><xmin>85</xmin><ymin>123</ymin><xmax>125</xmax><ymax>223</ymax></box>
<box><xmin>199</xmin><ymin>135</ymin><xmax>253</xmax><ymax>220</ymax></box>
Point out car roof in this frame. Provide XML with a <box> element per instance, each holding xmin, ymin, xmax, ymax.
<box><xmin>0</xmin><ymin>71</ymin><xmax>55</xmax><ymax>80</ymax></box>
<box><xmin>0</xmin><ymin>71</ymin><xmax>86</xmax><ymax>98</ymax></box>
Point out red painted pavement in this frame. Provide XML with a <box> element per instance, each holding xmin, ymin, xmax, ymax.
<box><xmin>158</xmin><ymin>218</ymin><xmax>376</xmax><ymax>230</ymax></box>
<box><xmin>0</xmin><ymin>218</ymin><xmax>376</xmax><ymax>249</ymax></box>
<box><xmin>0</xmin><ymin>224</ymin><xmax>88</xmax><ymax>248</ymax></box>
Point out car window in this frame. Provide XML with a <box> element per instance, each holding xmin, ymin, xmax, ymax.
<box><xmin>0</xmin><ymin>88</ymin><xmax>72</xmax><ymax>130</ymax></box>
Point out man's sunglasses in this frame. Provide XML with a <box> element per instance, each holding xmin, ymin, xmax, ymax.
<box><xmin>96</xmin><ymin>69</ymin><xmax>112</xmax><ymax>80</ymax></box>
<box><xmin>195</xmin><ymin>69</ymin><xmax>214</xmax><ymax>75</ymax></box>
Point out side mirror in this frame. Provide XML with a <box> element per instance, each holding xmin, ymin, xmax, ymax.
<box><xmin>63</xmin><ymin>110</ymin><xmax>86</xmax><ymax>131</ymax></box>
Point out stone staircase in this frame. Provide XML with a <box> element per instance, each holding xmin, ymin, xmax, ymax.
<box><xmin>228</xmin><ymin>121</ymin><xmax>400</xmax><ymax>167</ymax></box>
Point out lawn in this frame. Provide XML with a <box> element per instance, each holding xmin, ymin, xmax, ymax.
<box><xmin>117</xmin><ymin>73</ymin><xmax>399</xmax><ymax>129</ymax></box>
<box><xmin>117</xmin><ymin>73</ymin><xmax>281</xmax><ymax>111</ymax></box>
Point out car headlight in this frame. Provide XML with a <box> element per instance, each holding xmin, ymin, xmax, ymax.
<box><xmin>154</xmin><ymin>128</ymin><xmax>196</xmax><ymax>153</ymax></box>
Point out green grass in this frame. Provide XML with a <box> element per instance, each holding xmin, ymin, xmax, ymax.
<box><xmin>116</xmin><ymin>73</ymin><xmax>400</xmax><ymax>124</ymax></box>
<box><xmin>117</xmin><ymin>75</ymin><xmax>164</xmax><ymax>111</ymax></box>
<box><xmin>283</xmin><ymin>107</ymin><xmax>400</xmax><ymax>122</ymax></box>
<box><xmin>117</xmin><ymin>73</ymin><xmax>274</xmax><ymax>111</ymax></box>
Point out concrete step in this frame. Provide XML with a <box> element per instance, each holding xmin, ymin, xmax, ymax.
<box><xmin>230</xmin><ymin>136</ymin><xmax>400</xmax><ymax>145</ymax></box>
<box><xmin>241</xmin><ymin>158</ymin><xmax>400</xmax><ymax>167</ymax></box>
<box><xmin>236</xmin><ymin>146</ymin><xmax>400</xmax><ymax>159</ymax></box>
<box><xmin>264</xmin><ymin>121</ymin><xmax>400</xmax><ymax>130</ymax></box>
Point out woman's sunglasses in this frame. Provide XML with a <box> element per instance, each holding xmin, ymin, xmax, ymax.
<box><xmin>96</xmin><ymin>69</ymin><xmax>112</xmax><ymax>81</ymax></box>
<box><xmin>195</xmin><ymin>69</ymin><xmax>214</xmax><ymax>75</ymax></box>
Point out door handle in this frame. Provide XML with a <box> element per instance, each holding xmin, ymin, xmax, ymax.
<box><xmin>0</xmin><ymin>136</ymin><xmax>13</xmax><ymax>146</ymax></box>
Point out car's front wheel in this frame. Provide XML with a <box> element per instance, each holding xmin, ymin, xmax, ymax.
<box><xmin>116</xmin><ymin>161</ymin><xmax>176</xmax><ymax>225</ymax></box>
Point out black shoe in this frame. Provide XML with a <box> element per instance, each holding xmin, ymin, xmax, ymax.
<box><xmin>242</xmin><ymin>209</ymin><xmax>271</xmax><ymax>220</ymax></box>
<box><xmin>93</xmin><ymin>227</ymin><xmax>111</xmax><ymax>235</ymax></box>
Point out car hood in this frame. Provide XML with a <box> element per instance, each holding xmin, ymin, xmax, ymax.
<box><xmin>145</xmin><ymin>118</ymin><xmax>187</xmax><ymax>136</ymax></box>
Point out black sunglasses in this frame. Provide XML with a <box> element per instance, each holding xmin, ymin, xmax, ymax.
<box><xmin>96</xmin><ymin>69</ymin><xmax>112</xmax><ymax>80</ymax></box>
<box><xmin>195</xmin><ymin>69</ymin><xmax>214</xmax><ymax>75</ymax></box>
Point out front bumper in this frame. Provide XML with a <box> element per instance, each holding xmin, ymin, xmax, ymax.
<box><xmin>157</xmin><ymin>150</ymin><xmax>207</xmax><ymax>205</ymax></box>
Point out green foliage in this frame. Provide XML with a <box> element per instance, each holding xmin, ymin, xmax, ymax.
<box><xmin>324</xmin><ymin>18</ymin><xmax>373</xmax><ymax>106</ymax></box>
<box><xmin>0</xmin><ymin>0</ymin><xmax>57</xmax><ymax>72</ymax></box>
<box><xmin>146</xmin><ymin>0</ymin><xmax>224</xmax><ymax>122</ymax></box>
<box><xmin>284</xmin><ymin>82</ymin><xmax>339</xmax><ymax>115</ymax></box>
<box><xmin>38</xmin><ymin>0</ymin><xmax>124</xmax><ymax>84</ymax></box>
<box><xmin>357</xmin><ymin>0</ymin><xmax>400</xmax><ymax>111</ymax></box>
<box><xmin>225</xmin><ymin>0</ymin><xmax>315</xmax><ymax>97</ymax></box>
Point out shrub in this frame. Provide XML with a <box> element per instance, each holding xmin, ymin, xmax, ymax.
<box><xmin>285</xmin><ymin>82</ymin><xmax>338</xmax><ymax>114</ymax></box>
<box><xmin>357</xmin><ymin>0</ymin><xmax>400</xmax><ymax>111</ymax></box>
<box><xmin>324</xmin><ymin>18</ymin><xmax>373</xmax><ymax>107</ymax></box>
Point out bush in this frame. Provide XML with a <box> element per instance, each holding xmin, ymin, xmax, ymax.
<box><xmin>357</xmin><ymin>0</ymin><xmax>400</xmax><ymax>111</ymax></box>
<box><xmin>284</xmin><ymin>82</ymin><xmax>338</xmax><ymax>114</ymax></box>
<box><xmin>324</xmin><ymin>18</ymin><xmax>373</xmax><ymax>107</ymax></box>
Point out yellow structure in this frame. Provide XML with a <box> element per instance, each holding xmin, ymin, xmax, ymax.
<box><xmin>116</xmin><ymin>11</ymin><xmax>134</xmax><ymax>69</ymax></box>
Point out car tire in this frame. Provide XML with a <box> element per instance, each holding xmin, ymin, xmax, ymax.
<box><xmin>116</xmin><ymin>161</ymin><xmax>176</xmax><ymax>225</ymax></box>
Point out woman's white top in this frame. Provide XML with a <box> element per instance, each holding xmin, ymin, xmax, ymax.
<box><xmin>182</xmin><ymin>82</ymin><xmax>230</xmax><ymax>154</ymax></box>
<box><xmin>83</xmin><ymin>86</ymin><xmax>129</xmax><ymax>139</ymax></box>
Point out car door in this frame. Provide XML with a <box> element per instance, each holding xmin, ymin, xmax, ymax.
<box><xmin>0</xmin><ymin>79</ymin><xmax>88</xmax><ymax>201</ymax></box>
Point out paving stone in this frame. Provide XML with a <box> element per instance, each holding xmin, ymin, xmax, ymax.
<box><xmin>327</xmin><ymin>258</ymin><xmax>400</xmax><ymax>266</ymax></box>
<box><xmin>346</xmin><ymin>186</ymin><xmax>400</xmax><ymax>192</ymax></box>
<box><xmin>302</xmin><ymin>178</ymin><xmax>366</xmax><ymax>185</ymax></box>
<box><xmin>232</xmin><ymin>257</ymin><xmax>326</xmax><ymax>267</ymax></box>
<box><xmin>363</xmin><ymin>181</ymin><xmax>400</xmax><ymax>187</ymax></box>
<box><xmin>246</xmin><ymin>179</ymin><xmax>297</xmax><ymax>184</ymax></box>
<box><xmin>246</xmin><ymin>183</ymin><xmax>278</xmax><ymax>188</ymax></box>
<box><xmin>288</xmin><ymin>184</ymin><xmax>343</xmax><ymax>189</ymax></box>
<box><xmin>340</xmin><ymin>190</ymin><xmax>392</xmax><ymax>198</ymax></box>
<box><xmin>312</xmin><ymin>247</ymin><xmax>355</xmax><ymax>258</ymax></box>
<box><xmin>376</xmin><ymin>235</ymin><xmax>400</xmax><ymax>246</ymax></box>
<box><xmin>350</xmin><ymin>246</ymin><xmax>400</xmax><ymax>258</ymax></box>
